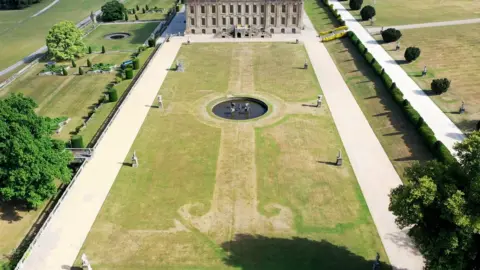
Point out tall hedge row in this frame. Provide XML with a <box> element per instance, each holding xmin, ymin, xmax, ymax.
<box><xmin>347</xmin><ymin>31</ymin><xmax>455</xmax><ymax>164</ymax></box>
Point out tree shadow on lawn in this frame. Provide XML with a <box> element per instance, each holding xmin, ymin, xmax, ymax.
<box><xmin>333</xmin><ymin>38</ymin><xmax>433</xmax><ymax>165</ymax></box>
<box><xmin>0</xmin><ymin>202</ymin><xmax>25</xmax><ymax>223</ymax></box>
<box><xmin>221</xmin><ymin>234</ymin><xmax>392</xmax><ymax>270</ymax></box>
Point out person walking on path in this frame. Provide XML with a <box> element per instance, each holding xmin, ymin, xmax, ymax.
<box><xmin>422</xmin><ymin>65</ymin><xmax>427</xmax><ymax>77</ymax></box>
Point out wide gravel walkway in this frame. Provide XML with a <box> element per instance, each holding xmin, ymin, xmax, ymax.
<box><xmin>301</xmin><ymin>12</ymin><xmax>424</xmax><ymax>270</ymax></box>
<box><xmin>331</xmin><ymin>0</ymin><xmax>465</xmax><ymax>154</ymax></box>
<box><xmin>17</xmin><ymin>19</ymin><xmax>185</xmax><ymax>270</ymax></box>
<box><xmin>368</xmin><ymin>17</ymin><xmax>480</xmax><ymax>33</ymax></box>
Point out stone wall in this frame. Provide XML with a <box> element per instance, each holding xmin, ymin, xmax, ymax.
<box><xmin>186</xmin><ymin>0</ymin><xmax>303</xmax><ymax>35</ymax></box>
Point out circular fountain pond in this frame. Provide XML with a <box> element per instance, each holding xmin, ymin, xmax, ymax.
<box><xmin>104</xmin><ymin>32</ymin><xmax>131</xmax><ymax>40</ymax></box>
<box><xmin>212</xmin><ymin>97</ymin><xmax>268</xmax><ymax>120</ymax></box>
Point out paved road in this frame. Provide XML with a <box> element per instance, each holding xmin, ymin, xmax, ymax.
<box><xmin>101</xmin><ymin>19</ymin><xmax>163</xmax><ymax>25</ymax></box>
<box><xmin>331</xmin><ymin>0</ymin><xmax>465</xmax><ymax>154</ymax></box>
<box><xmin>368</xmin><ymin>17</ymin><xmax>480</xmax><ymax>33</ymax></box>
<box><xmin>17</xmin><ymin>12</ymin><xmax>186</xmax><ymax>270</ymax></box>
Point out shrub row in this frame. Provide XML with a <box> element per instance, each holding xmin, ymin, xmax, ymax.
<box><xmin>347</xmin><ymin>31</ymin><xmax>455</xmax><ymax>164</ymax></box>
<box><xmin>322</xmin><ymin>31</ymin><xmax>347</xmax><ymax>42</ymax></box>
<box><xmin>319</xmin><ymin>25</ymin><xmax>348</xmax><ymax>36</ymax></box>
<box><xmin>321</xmin><ymin>0</ymin><xmax>345</xmax><ymax>26</ymax></box>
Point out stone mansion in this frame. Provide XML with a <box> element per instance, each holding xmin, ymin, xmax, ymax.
<box><xmin>185</xmin><ymin>0</ymin><xmax>304</xmax><ymax>37</ymax></box>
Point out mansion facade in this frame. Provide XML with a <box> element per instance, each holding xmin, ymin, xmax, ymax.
<box><xmin>185</xmin><ymin>0</ymin><xmax>304</xmax><ymax>37</ymax></box>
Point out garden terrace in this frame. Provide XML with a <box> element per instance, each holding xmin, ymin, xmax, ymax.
<box><xmin>75</xmin><ymin>42</ymin><xmax>387</xmax><ymax>269</ymax></box>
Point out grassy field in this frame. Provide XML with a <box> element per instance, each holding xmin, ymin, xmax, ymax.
<box><xmin>125</xmin><ymin>0</ymin><xmax>176</xmax><ymax>20</ymax></box>
<box><xmin>0</xmin><ymin>47</ymin><xmax>155</xmax><ymax>267</ymax></box>
<box><xmin>377</xmin><ymin>24</ymin><xmax>480</xmax><ymax>132</ymax></box>
<box><xmin>346</xmin><ymin>0</ymin><xmax>480</xmax><ymax>26</ymax></box>
<box><xmin>84</xmin><ymin>23</ymin><xmax>159</xmax><ymax>52</ymax></box>
<box><xmin>0</xmin><ymin>0</ymin><xmax>111</xmax><ymax>71</ymax></box>
<box><xmin>305</xmin><ymin>0</ymin><xmax>433</xmax><ymax>179</ymax></box>
<box><xmin>77</xmin><ymin>43</ymin><xmax>387</xmax><ymax>269</ymax></box>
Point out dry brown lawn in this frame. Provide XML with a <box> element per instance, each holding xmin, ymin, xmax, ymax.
<box><xmin>378</xmin><ymin>24</ymin><xmax>480</xmax><ymax>132</ymax></box>
<box><xmin>76</xmin><ymin>43</ymin><xmax>386</xmax><ymax>269</ymax></box>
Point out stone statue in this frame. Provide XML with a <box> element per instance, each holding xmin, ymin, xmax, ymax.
<box><xmin>132</xmin><ymin>151</ymin><xmax>138</xmax><ymax>168</ymax></box>
<box><xmin>336</xmin><ymin>150</ymin><xmax>343</xmax><ymax>166</ymax></box>
<box><xmin>395</xmin><ymin>41</ymin><xmax>400</xmax><ymax>51</ymax></box>
<box><xmin>317</xmin><ymin>95</ymin><xmax>323</xmax><ymax>108</ymax></box>
<box><xmin>82</xmin><ymin>253</ymin><xmax>93</xmax><ymax>270</ymax></box>
<box><xmin>176</xmin><ymin>61</ymin><xmax>184</xmax><ymax>72</ymax></box>
<box><xmin>187</xmin><ymin>37</ymin><xmax>191</xmax><ymax>44</ymax></box>
<box><xmin>304</xmin><ymin>59</ymin><xmax>308</xmax><ymax>70</ymax></box>
<box><xmin>157</xmin><ymin>95</ymin><xmax>163</xmax><ymax>108</ymax></box>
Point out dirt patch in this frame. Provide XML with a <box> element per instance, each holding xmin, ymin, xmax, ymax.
<box><xmin>228</xmin><ymin>45</ymin><xmax>254</xmax><ymax>94</ymax></box>
<box><xmin>178</xmin><ymin>124</ymin><xmax>294</xmax><ymax>243</ymax></box>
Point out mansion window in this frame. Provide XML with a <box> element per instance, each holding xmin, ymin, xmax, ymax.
<box><xmin>230</xmin><ymin>4</ymin><xmax>233</xmax><ymax>13</ymax></box>
<box><xmin>212</xmin><ymin>5</ymin><xmax>216</xmax><ymax>13</ymax></box>
<box><xmin>261</xmin><ymin>5</ymin><xmax>265</xmax><ymax>12</ymax></box>
<box><xmin>253</xmin><ymin>5</ymin><xmax>257</xmax><ymax>13</ymax></box>
<box><xmin>292</xmin><ymin>17</ymin><xmax>296</xmax><ymax>24</ymax></box>
<box><xmin>201</xmin><ymin>6</ymin><xmax>205</xmax><ymax>13</ymax></box>
<box><xmin>237</xmin><ymin>4</ymin><xmax>241</xmax><ymax>13</ymax></box>
<box><xmin>253</xmin><ymin>17</ymin><xmax>257</xmax><ymax>25</ymax></box>
<box><xmin>260</xmin><ymin>17</ymin><xmax>264</xmax><ymax>24</ymax></box>
<box><xmin>246</xmin><ymin>17</ymin><xmax>249</xmax><ymax>25</ymax></box>
<box><xmin>270</xmin><ymin>5</ymin><xmax>274</xmax><ymax>13</ymax></box>
<box><xmin>190</xmin><ymin>18</ymin><xmax>194</xmax><ymax>25</ymax></box>
<box><xmin>201</xmin><ymin>18</ymin><xmax>206</xmax><ymax>25</ymax></box>
<box><xmin>189</xmin><ymin>5</ymin><xmax>194</xmax><ymax>13</ymax></box>
<box><xmin>270</xmin><ymin>17</ymin><xmax>274</xmax><ymax>25</ymax></box>
<box><xmin>237</xmin><ymin>17</ymin><xmax>241</xmax><ymax>24</ymax></box>
<box><xmin>282</xmin><ymin>5</ymin><xmax>286</xmax><ymax>12</ymax></box>
<box><xmin>293</xmin><ymin>5</ymin><xmax>297</xmax><ymax>12</ymax></box>
<box><xmin>230</xmin><ymin>17</ymin><xmax>234</xmax><ymax>25</ymax></box>
<box><xmin>281</xmin><ymin>17</ymin><xmax>286</xmax><ymax>25</ymax></box>
<box><xmin>222</xmin><ymin>17</ymin><xmax>226</xmax><ymax>25</ymax></box>
<box><xmin>212</xmin><ymin>18</ymin><xmax>216</xmax><ymax>25</ymax></box>
<box><xmin>246</xmin><ymin>4</ymin><xmax>249</xmax><ymax>13</ymax></box>
<box><xmin>222</xmin><ymin>5</ymin><xmax>226</xmax><ymax>13</ymax></box>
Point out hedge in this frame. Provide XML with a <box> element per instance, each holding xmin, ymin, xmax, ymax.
<box><xmin>132</xmin><ymin>58</ymin><xmax>140</xmax><ymax>70</ymax></box>
<box><xmin>125</xmin><ymin>68</ymin><xmax>133</xmax><ymax>79</ymax></box>
<box><xmin>345</xmin><ymin>30</ymin><xmax>458</xmax><ymax>163</ymax></box>
<box><xmin>71</xmin><ymin>135</ymin><xmax>84</xmax><ymax>148</ymax></box>
<box><xmin>108</xmin><ymin>88</ymin><xmax>118</xmax><ymax>102</ymax></box>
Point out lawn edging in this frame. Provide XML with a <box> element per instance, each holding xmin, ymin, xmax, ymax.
<box><xmin>346</xmin><ymin>31</ymin><xmax>455</xmax><ymax>164</ymax></box>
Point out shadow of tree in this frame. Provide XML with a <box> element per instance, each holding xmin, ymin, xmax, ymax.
<box><xmin>221</xmin><ymin>234</ymin><xmax>392</xmax><ymax>270</ymax></box>
<box><xmin>0</xmin><ymin>202</ymin><xmax>26</xmax><ymax>223</ymax></box>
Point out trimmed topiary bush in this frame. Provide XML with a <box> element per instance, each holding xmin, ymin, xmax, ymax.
<box><xmin>431</xmin><ymin>78</ymin><xmax>451</xmax><ymax>94</ymax></box>
<box><xmin>142</xmin><ymin>7</ymin><xmax>145</xmax><ymax>13</ymax></box>
<box><xmin>102</xmin><ymin>45</ymin><xmax>106</xmax><ymax>53</ymax></box>
<box><xmin>145</xmin><ymin>4</ymin><xmax>149</xmax><ymax>10</ymax></box>
<box><xmin>71</xmin><ymin>135</ymin><xmax>84</xmax><ymax>148</ymax></box>
<box><xmin>62</xmin><ymin>67</ymin><xmax>68</xmax><ymax>76</ymax></box>
<box><xmin>88</xmin><ymin>46</ymin><xmax>92</xmax><ymax>54</ymax></box>
<box><xmin>136</xmin><ymin>4</ymin><xmax>139</xmax><ymax>10</ymax></box>
<box><xmin>418</xmin><ymin>123</ymin><xmax>436</xmax><ymax>150</ymax></box>
<box><xmin>349</xmin><ymin>0</ymin><xmax>363</xmax><ymax>10</ymax></box>
<box><xmin>79</xmin><ymin>67</ymin><xmax>84</xmax><ymax>75</ymax></box>
<box><xmin>108</xmin><ymin>88</ymin><xmax>118</xmax><ymax>102</ymax></box>
<box><xmin>381</xmin><ymin>28</ymin><xmax>402</xmax><ymax>43</ymax></box>
<box><xmin>71</xmin><ymin>59</ymin><xmax>77</xmax><ymax>67</ymax></box>
<box><xmin>148</xmin><ymin>38</ymin><xmax>155</xmax><ymax>47</ymax></box>
<box><xmin>360</xmin><ymin>5</ymin><xmax>375</xmax><ymax>21</ymax></box>
<box><xmin>135</xmin><ymin>14</ymin><xmax>139</xmax><ymax>20</ymax></box>
<box><xmin>404</xmin><ymin>47</ymin><xmax>421</xmax><ymax>62</ymax></box>
<box><xmin>87</xmin><ymin>58</ymin><xmax>92</xmax><ymax>67</ymax></box>
<box><xmin>125</xmin><ymin>68</ymin><xmax>133</xmax><ymax>79</ymax></box>
<box><xmin>132</xmin><ymin>58</ymin><xmax>140</xmax><ymax>70</ymax></box>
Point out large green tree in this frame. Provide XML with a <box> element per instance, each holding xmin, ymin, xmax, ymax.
<box><xmin>389</xmin><ymin>133</ymin><xmax>480</xmax><ymax>269</ymax></box>
<box><xmin>101</xmin><ymin>0</ymin><xmax>126</xmax><ymax>22</ymax></box>
<box><xmin>0</xmin><ymin>94</ymin><xmax>72</xmax><ymax>208</ymax></box>
<box><xmin>46</xmin><ymin>21</ymin><xmax>86</xmax><ymax>60</ymax></box>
